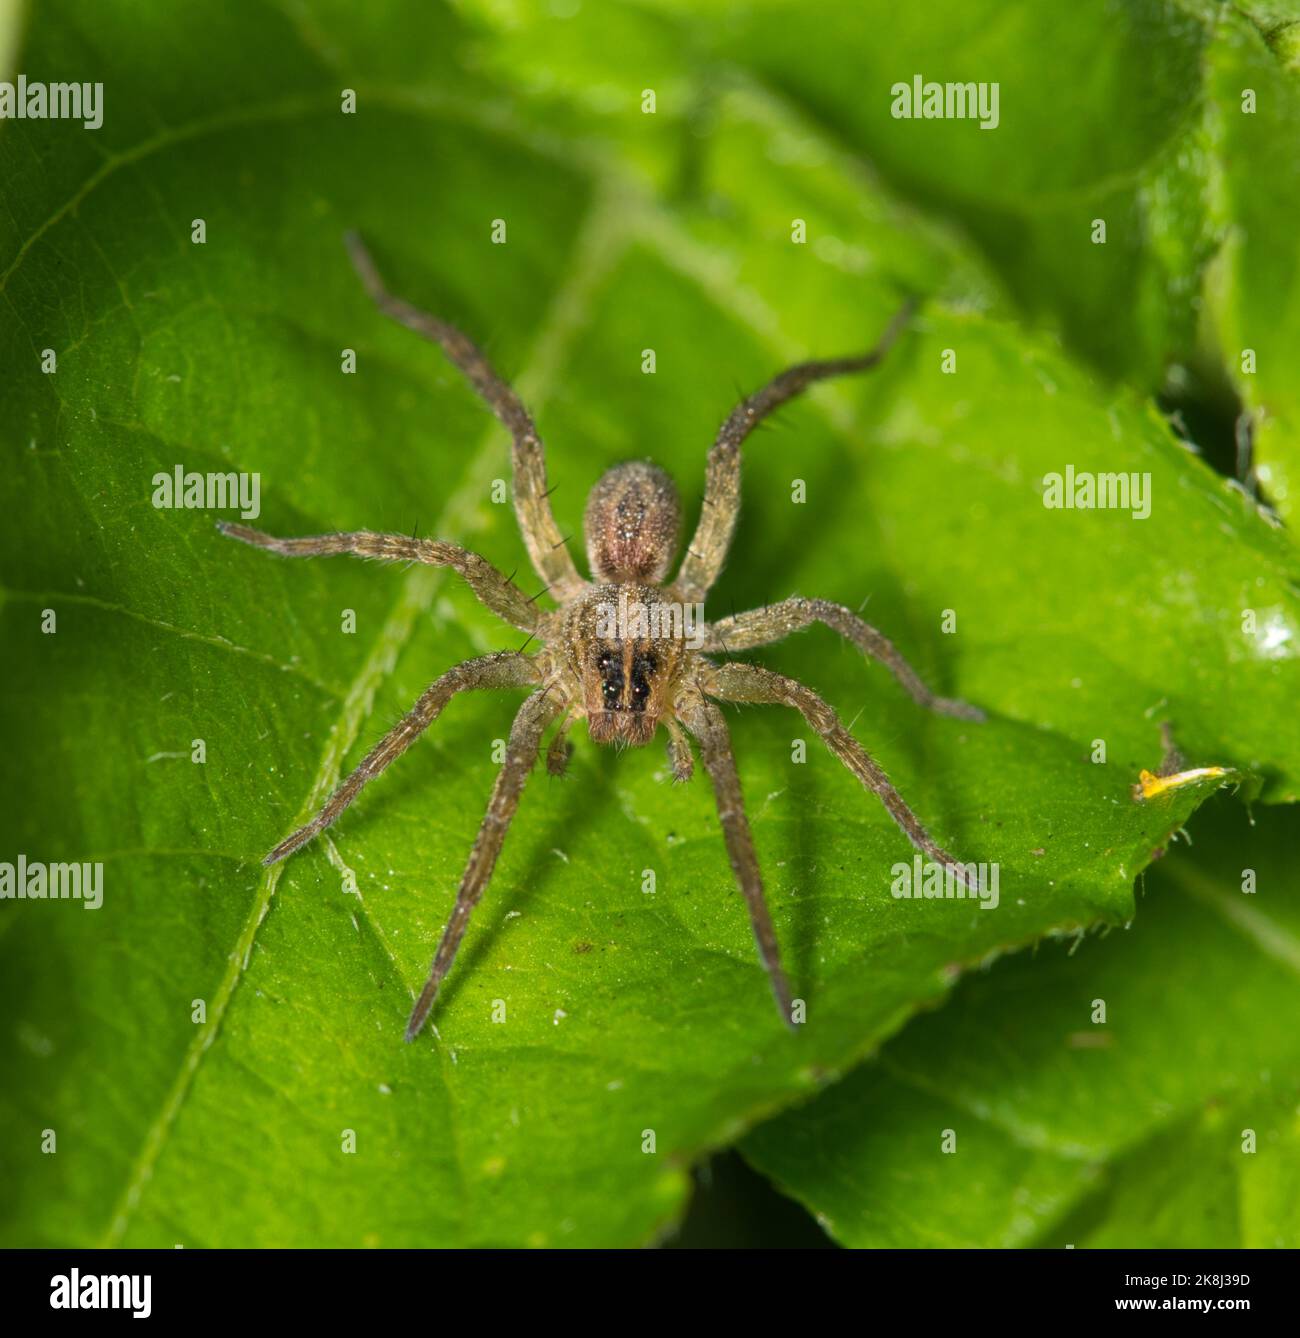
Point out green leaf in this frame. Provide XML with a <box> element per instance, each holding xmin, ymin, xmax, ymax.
<box><xmin>741</xmin><ymin>799</ymin><xmax>1300</xmax><ymax>1247</ymax></box>
<box><xmin>619</xmin><ymin>0</ymin><xmax>1300</xmax><ymax>525</ymax></box>
<box><xmin>2</xmin><ymin>0</ymin><xmax>1298</xmax><ymax>1248</ymax></box>
<box><xmin>717</xmin><ymin>0</ymin><xmax>1221</xmax><ymax>388</ymax></box>
<box><xmin>467</xmin><ymin>0</ymin><xmax>1215</xmax><ymax>388</ymax></box>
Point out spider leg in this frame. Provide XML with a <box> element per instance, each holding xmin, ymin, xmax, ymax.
<box><xmin>703</xmin><ymin>660</ymin><xmax>976</xmax><ymax>889</ymax></box>
<box><xmin>673</xmin><ymin>299</ymin><xmax>916</xmax><ymax>604</ymax></box>
<box><xmin>218</xmin><ymin>523</ymin><xmax>541</xmax><ymax>634</ymax></box>
<box><xmin>407</xmin><ymin>686</ymin><xmax>563</xmax><ymax>1040</ymax></box>
<box><xmin>675</xmin><ymin>687</ymin><xmax>795</xmax><ymax>1028</ymax></box>
<box><xmin>664</xmin><ymin>717</ymin><xmax>695</xmax><ymax>783</ymax></box>
<box><xmin>344</xmin><ymin>232</ymin><xmax>584</xmax><ymax>601</ymax></box>
<box><xmin>702</xmin><ymin>597</ymin><xmax>983</xmax><ymax>721</ymax></box>
<box><xmin>262</xmin><ymin>652</ymin><xmax>541</xmax><ymax>866</ymax></box>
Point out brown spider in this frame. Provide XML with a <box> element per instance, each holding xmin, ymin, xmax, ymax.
<box><xmin>219</xmin><ymin>234</ymin><xmax>983</xmax><ymax>1041</ymax></box>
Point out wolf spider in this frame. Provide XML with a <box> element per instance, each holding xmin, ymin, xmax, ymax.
<box><xmin>219</xmin><ymin>234</ymin><xmax>983</xmax><ymax>1040</ymax></box>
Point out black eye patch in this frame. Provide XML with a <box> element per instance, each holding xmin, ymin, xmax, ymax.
<box><xmin>630</xmin><ymin>652</ymin><xmax>657</xmax><ymax>707</ymax></box>
<box><xmin>597</xmin><ymin>650</ymin><xmax>624</xmax><ymax>706</ymax></box>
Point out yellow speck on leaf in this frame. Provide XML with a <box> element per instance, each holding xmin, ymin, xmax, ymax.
<box><xmin>1133</xmin><ymin>765</ymin><xmax>1228</xmax><ymax>801</ymax></box>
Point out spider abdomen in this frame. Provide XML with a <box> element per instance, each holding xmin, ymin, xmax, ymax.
<box><xmin>583</xmin><ymin>461</ymin><xmax>681</xmax><ymax>584</ymax></box>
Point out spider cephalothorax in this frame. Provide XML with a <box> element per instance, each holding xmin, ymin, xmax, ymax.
<box><xmin>220</xmin><ymin>234</ymin><xmax>983</xmax><ymax>1041</ymax></box>
<box><xmin>564</xmin><ymin>585</ymin><xmax>687</xmax><ymax>749</ymax></box>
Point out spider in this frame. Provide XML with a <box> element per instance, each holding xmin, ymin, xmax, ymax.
<box><xmin>219</xmin><ymin>233</ymin><xmax>983</xmax><ymax>1041</ymax></box>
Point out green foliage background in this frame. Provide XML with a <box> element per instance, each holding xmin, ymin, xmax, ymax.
<box><xmin>1</xmin><ymin>0</ymin><xmax>1297</xmax><ymax>1247</ymax></box>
